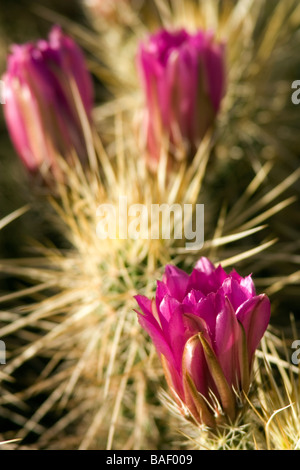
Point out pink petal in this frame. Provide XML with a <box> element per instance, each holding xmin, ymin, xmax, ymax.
<box><xmin>155</xmin><ymin>280</ymin><xmax>169</xmax><ymax>310</ymax></box>
<box><xmin>158</xmin><ymin>294</ymin><xmax>181</xmax><ymax>328</ymax></box>
<box><xmin>138</xmin><ymin>312</ymin><xmax>175</xmax><ymax>365</ymax></box>
<box><xmin>230</xmin><ymin>271</ymin><xmax>256</xmax><ymax>296</ymax></box>
<box><xmin>219</xmin><ymin>278</ymin><xmax>253</xmax><ymax>312</ymax></box>
<box><xmin>236</xmin><ymin>294</ymin><xmax>271</xmax><ymax>362</ymax></box>
<box><xmin>194</xmin><ymin>256</ymin><xmax>215</xmax><ymax>274</ymax></box>
<box><xmin>135</xmin><ymin>294</ymin><xmax>154</xmax><ymax>317</ymax></box>
<box><xmin>192</xmin><ymin>293</ymin><xmax>219</xmax><ymax>338</ymax></box>
<box><xmin>163</xmin><ymin>264</ymin><xmax>189</xmax><ymax>301</ymax></box>
<box><xmin>189</xmin><ymin>261</ymin><xmax>227</xmax><ymax>295</ymax></box>
<box><xmin>182</xmin><ymin>333</ymin><xmax>214</xmax><ymax>399</ymax></box>
<box><xmin>135</xmin><ymin>296</ymin><xmax>175</xmax><ymax>366</ymax></box>
<box><xmin>215</xmin><ymin>296</ymin><xmax>243</xmax><ymax>386</ymax></box>
<box><xmin>182</xmin><ymin>289</ymin><xmax>205</xmax><ymax>308</ymax></box>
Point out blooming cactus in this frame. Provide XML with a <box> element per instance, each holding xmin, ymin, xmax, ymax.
<box><xmin>2</xmin><ymin>26</ymin><xmax>94</xmax><ymax>177</ymax></box>
<box><xmin>137</xmin><ymin>29</ymin><xmax>226</xmax><ymax>170</ymax></box>
<box><xmin>135</xmin><ymin>257</ymin><xmax>270</xmax><ymax>428</ymax></box>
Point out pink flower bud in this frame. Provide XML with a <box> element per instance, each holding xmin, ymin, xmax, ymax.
<box><xmin>2</xmin><ymin>26</ymin><xmax>94</xmax><ymax>178</ymax></box>
<box><xmin>137</xmin><ymin>29</ymin><xmax>226</xmax><ymax>171</ymax></box>
<box><xmin>135</xmin><ymin>258</ymin><xmax>270</xmax><ymax>427</ymax></box>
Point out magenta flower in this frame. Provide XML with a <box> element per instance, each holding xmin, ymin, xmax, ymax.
<box><xmin>135</xmin><ymin>257</ymin><xmax>270</xmax><ymax>428</ymax></box>
<box><xmin>2</xmin><ymin>26</ymin><xmax>94</xmax><ymax>177</ymax></box>
<box><xmin>137</xmin><ymin>29</ymin><xmax>226</xmax><ymax>171</ymax></box>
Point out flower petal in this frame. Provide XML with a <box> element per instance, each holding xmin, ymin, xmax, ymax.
<box><xmin>163</xmin><ymin>264</ymin><xmax>189</xmax><ymax>301</ymax></box>
<box><xmin>182</xmin><ymin>333</ymin><xmax>212</xmax><ymax>399</ymax></box>
<box><xmin>182</xmin><ymin>335</ymin><xmax>216</xmax><ymax>428</ymax></box>
<box><xmin>215</xmin><ymin>296</ymin><xmax>242</xmax><ymax>387</ymax></box>
<box><xmin>194</xmin><ymin>256</ymin><xmax>215</xmax><ymax>275</ymax></box>
<box><xmin>198</xmin><ymin>333</ymin><xmax>236</xmax><ymax>421</ymax></box>
<box><xmin>135</xmin><ymin>304</ymin><xmax>174</xmax><ymax>367</ymax></box>
<box><xmin>236</xmin><ymin>294</ymin><xmax>271</xmax><ymax>362</ymax></box>
<box><xmin>219</xmin><ymin>277</ymin><xmax>253</xmax><ymax>311</ymax></box>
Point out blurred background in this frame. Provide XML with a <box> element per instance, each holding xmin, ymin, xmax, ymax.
<box><xmin>0</xmin><ymin>0</ymin><xmax>89</xmax><ymax>260</ymax></box>
<box><xmin>0</xmin><ymin>0</ymin><xmax>299</xmax><ymax>449</ymax></box>
<box><xmin>1</xmin><ymin>0</ymin><xmax>299</xmax><ymax>318</ymax></box>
